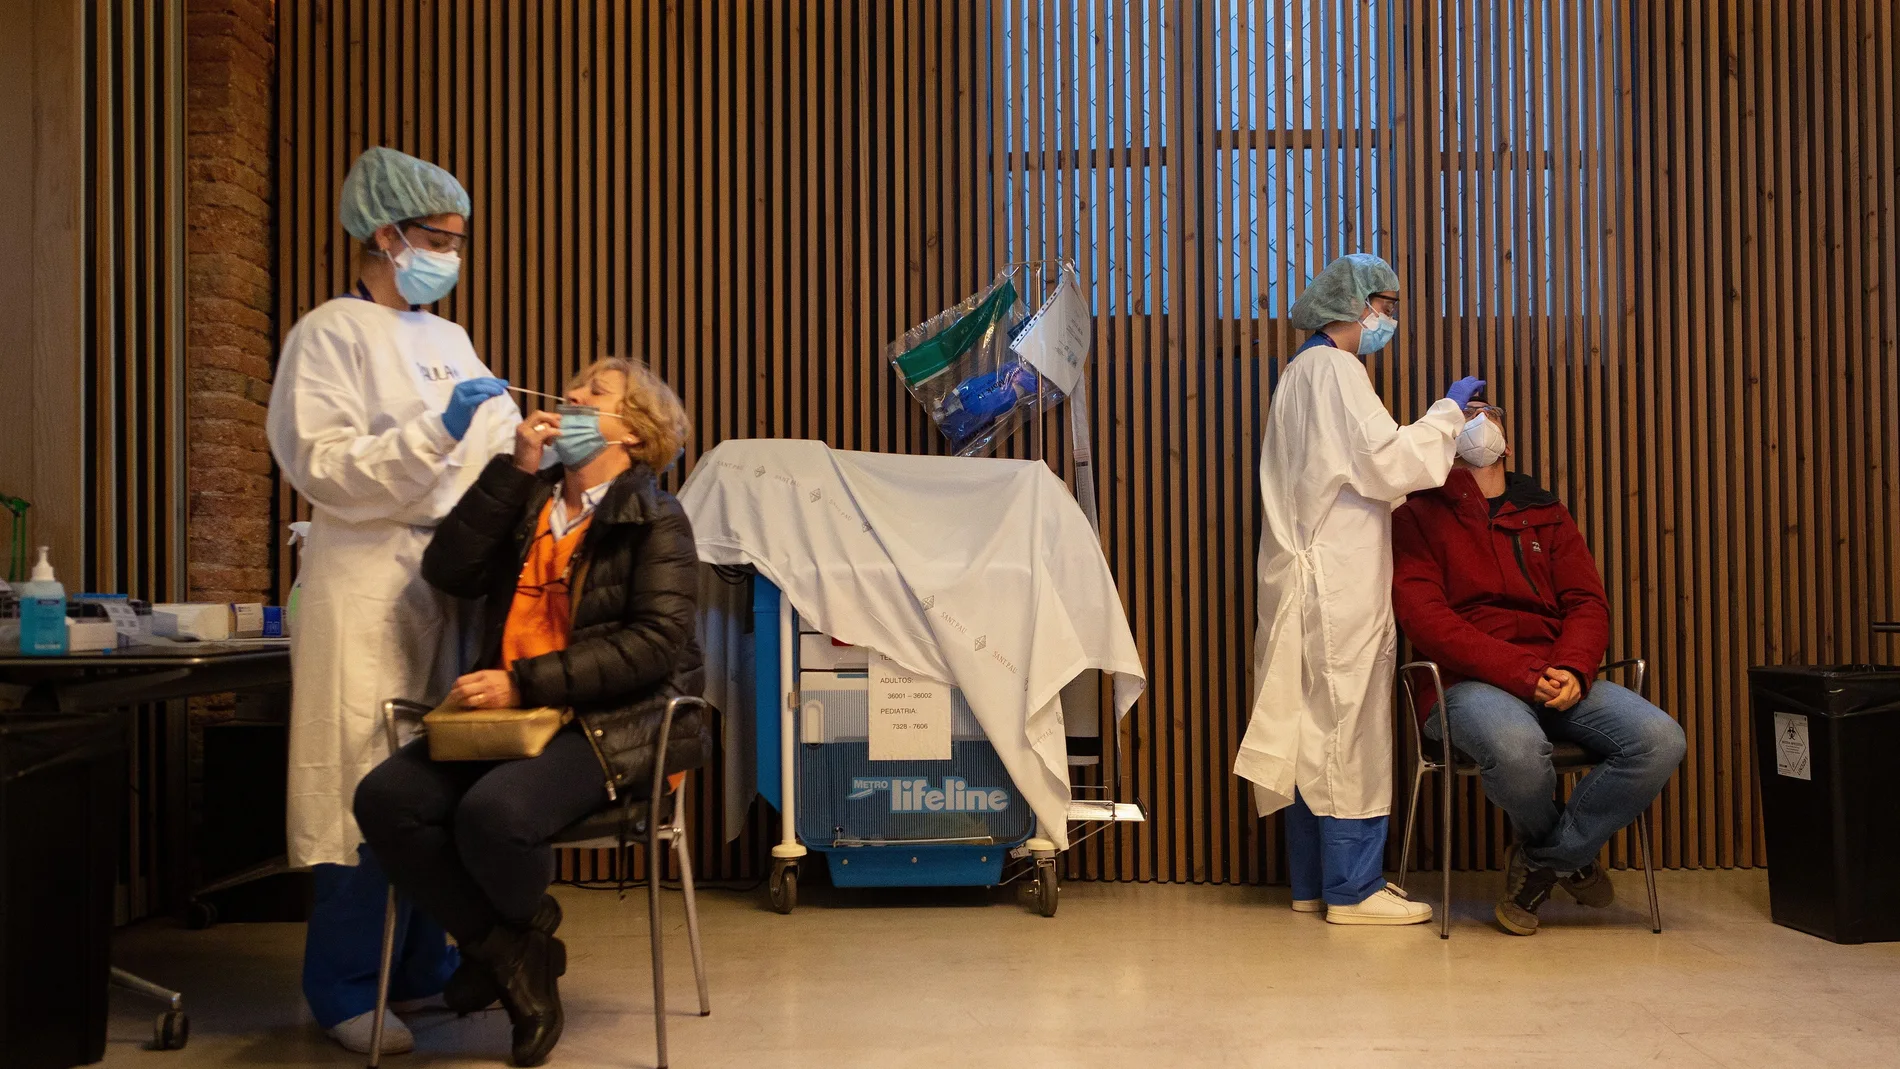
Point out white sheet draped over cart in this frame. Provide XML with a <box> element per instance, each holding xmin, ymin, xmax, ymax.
<box><xmin>679</xmin><ymin>440</ymin><xmax>1144</xmax><ymax>850</ymax></box>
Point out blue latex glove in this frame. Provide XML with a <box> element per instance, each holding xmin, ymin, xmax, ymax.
<box><xmin>442</xmin><ymin>377</ymin><xmax>509</xmax><ymax>441</ymax></box>
<box><xmin>1445</xmin><ymin>376</ymin><xmax>1487</xmax><ymax>409</ymax></box>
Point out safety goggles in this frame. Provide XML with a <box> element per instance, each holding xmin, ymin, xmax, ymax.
<box><xmin>403</xmin><ymin>219</ymin><xmax>470</xmax><ymax>254</ymax></box>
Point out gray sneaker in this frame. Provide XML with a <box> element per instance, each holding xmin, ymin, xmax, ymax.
<box><xmin>1561</xmin><ymin>861</ymin><xmax>1615</xmax><ymax>908</ymax></box>
<box><xmin>1496</xmin><ymin>842</ymin><xmax>1560</xmax><ymax>936</ymax></box>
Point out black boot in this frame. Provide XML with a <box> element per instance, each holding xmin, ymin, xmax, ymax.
<box><xmin>470</xmin><ymin>923</ymin><xmax>566</xmax><ymax>1067</ymax></box>
<box><xmin>445</xmin><ymin>896</ymin><xmax>563</xmax><ymax>1016</ymax></box>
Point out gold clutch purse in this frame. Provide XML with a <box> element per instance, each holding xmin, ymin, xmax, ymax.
<box><xmin>423</xmin><ymin>701</ymin><xmax>574</xmax><ymax>761</ymax></box>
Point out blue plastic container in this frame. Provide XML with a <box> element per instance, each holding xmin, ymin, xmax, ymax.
<box><xmin>753</xmin><ymin>576</ymin><xmax>1031</xmax><ymax>889</ymax></box>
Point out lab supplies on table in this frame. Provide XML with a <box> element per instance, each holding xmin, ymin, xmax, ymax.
<box><xmin>151</xmin><ymin>601</ymin><xmax>287</xmax><ymax>642</ymax></box>
<box><xmin>3</xmin><ymin>596</ymin><xmax>288</xmax><ymax>655</ymax></box>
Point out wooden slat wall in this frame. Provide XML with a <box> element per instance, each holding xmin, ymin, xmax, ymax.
<box><xmin>1620</xmin><ymin>0</ymin><xmax>1900</xmax><ymax>870</ymax></box>
<box><xmin>274</xmin><ymin>1</ymin><xmax>1899</xmax><ymax>884</ymax></box>
<box><xmin>83</xmin><ymin>0</ymin><xmax>189</xmax><ymax>919</ymax></box>
<box><xmin>81</xmin><ymin>0</ymin><xmax>188</xmax><ymax>608</ymax></box>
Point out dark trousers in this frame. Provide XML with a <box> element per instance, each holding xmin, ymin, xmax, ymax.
<box><xmin>354</xmin><ymin>728</ymin><xmax>609</xmax><ymax>947</ymax></box>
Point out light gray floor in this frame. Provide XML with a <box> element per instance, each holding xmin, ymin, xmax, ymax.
<box><xmin>102</xmin><ymin>869</ymin><xmax>1900</xmax><ymax>1068</ymax></box>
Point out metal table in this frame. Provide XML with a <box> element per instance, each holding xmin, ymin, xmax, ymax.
<box><xmin>0</xmin><ymin>644</ymin><xmax>290</xmax><ymax>1056</ymax></box>
<box><xmin>0</xmin><ymin>646</ymin><xmax>290</xmax><ymax>710</ymax></box>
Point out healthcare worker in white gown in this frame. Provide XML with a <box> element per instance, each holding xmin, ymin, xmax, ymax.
<box><xmin>267</xmin><ymin>147</ymin><xmax>518</xmax><ymax>1053</ymax></box>
<box><xmin>1233</xmin><ymin>254</ymin><xmax>1486</xmax><ymax>925</ymax></box>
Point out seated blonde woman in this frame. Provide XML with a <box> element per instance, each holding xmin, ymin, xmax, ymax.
<box><xmin>354</xmin><ymin>358</ymin><xmax>709</xmax><ymax>1068</ymax></box>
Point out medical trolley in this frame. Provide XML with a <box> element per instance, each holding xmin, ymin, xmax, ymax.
<box><xmin>751</xmin><ymin>577</ymin><xmax>1086</xmax><ymax>915</ymax></box>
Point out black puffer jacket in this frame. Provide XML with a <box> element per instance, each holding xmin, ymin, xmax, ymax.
<box><xmin>422</xmin><ymin>456</ymin><xmax>709</xmax><ymax>800</ymax></box>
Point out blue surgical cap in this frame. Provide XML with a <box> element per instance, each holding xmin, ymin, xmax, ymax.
<box><xmin>337</xmin><ymin>147</ymin><xmax>472</xmax><ymax>241</ymax></box>
<box><xmin>1289</xmin><ymin>253</ymin><xmax>1400</xmax><ymax>331</ymax></box>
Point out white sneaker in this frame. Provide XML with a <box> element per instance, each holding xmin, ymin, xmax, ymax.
<box><xmin>1324</xmin><ymin>885</ymin><xmax>1433</xmax><ymax>926</ymax></box>
<box><xmin>1291</xmin><ymin>898</ymin><xmax>1327</xmax><ymax>914</ymax></box>
<box><xmin>327</xmin><ymin>1009</ymin><xmax>415</xmax><ymax>1055</ymax></box>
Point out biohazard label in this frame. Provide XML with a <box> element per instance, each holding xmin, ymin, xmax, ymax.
<box><xmin>1773</xmin><ymin>711</ymin><xmax>1811</xmax><ymax>781</ymax></box>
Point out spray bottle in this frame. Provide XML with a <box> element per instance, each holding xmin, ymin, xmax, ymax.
<box><xmin>286</xmin><ymin>522</ymin><xmax>311</xmax><ymax>634</ymax></box>
<box><xmin>19</xmin><ymin>546</ymin><xmax>68</xmax><ymax>656</ymax></box>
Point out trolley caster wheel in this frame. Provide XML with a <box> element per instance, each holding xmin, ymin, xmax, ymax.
<box><xmin>1034</xmin><ymin>862</ymin><xmax>1059</xmax><ymax>918</ymax></box>
<box><xmin>155</xmin><ymin>1010</ymin><xmax>189</xmax><ymax>1051</ymax></box>
<box><xmin>769</xmin><ymin>864</ymin><xmax>798</xmax><ymax>915</ymax></box>
<box><xmin>184</xmin><ymin>899</ymin><xmax>218</xmax><ymax>930</ymax></box>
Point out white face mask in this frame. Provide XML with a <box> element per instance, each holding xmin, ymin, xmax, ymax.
<box><xmin>1456</xmin><ymin>413</ymin><xmax>1508</xmax><ymax>467</ymax></box>
<box><xmin>389</xmin><ymin>237</ymin><xmax>463</xmax><ymax>305</ymax></box>
<box><xmin>1356</xmin><ymin>305</ymin><xmax>1398</xmax><ymax>355</ymax></box>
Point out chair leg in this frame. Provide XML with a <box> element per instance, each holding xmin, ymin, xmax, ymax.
<box><xmin>648</xmin><ymin>818</ymin><xmax>669</xmax><ymax>1069</ymax></box>
<box><xmin>1397</xmin><ymin>762</ymin><xmax>1426</xmax><ymax>891</ymax></box>
<box><xmin>1439</xmin><ymin>766</ymin><xmax>1454</xmax><ymax>940</ymax></box>
<box><xmin>1638</xmin><ymin>809</ymin><xmax>1662</xmax><ymax>934</ymax></box>
<box><xmin>367</xmin><ymin>888</ymin><xmax>398</xmax><ymax>1069</ymax></box>
<box><xmin>672</xmin><ymin>826</ymin><xmax>711</xmax><ymax>1017</ymax></box>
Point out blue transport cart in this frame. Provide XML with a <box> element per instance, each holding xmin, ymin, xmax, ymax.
<box><xmin>751</xmin><ymin>577</ymin><xmax>1066</xmax><ymax>915</ymax></box>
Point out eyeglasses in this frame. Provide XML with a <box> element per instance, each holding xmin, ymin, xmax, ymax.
<box><xmin>514</xmin><ymin>529</ymin><xmax>571</xmax><ymax>600</ymax></box>
<box><xmin>404</xmin><ymin>220</ymin><xmax>469</xmax><ymax>254</ymax></box>
<box><xmin>1465</xmin><ymin>403</ymin><xmax>1506</xmax><ymax>420</ymax></box>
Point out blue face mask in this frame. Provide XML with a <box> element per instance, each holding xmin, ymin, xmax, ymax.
<box><xmin>391</xmin><ymin>232</ymin><xmax>463</xmax><ymax>305</ymax></box>
<box><xmin>552</xmin><ymin>405</ymin><xmax>610</xmax><ymax>467</ymax></box>
<box><xmin>1356</xmin><ymin>302</ymin><xmax>1398</xmax><ymax>355</ymax></box>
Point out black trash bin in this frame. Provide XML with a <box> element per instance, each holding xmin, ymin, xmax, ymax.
<box><xmin>0</xmin><ymin>712</ymin><xmax>126</xmax><ymax>1069</ymax></box>
<box><xmin>1748</xmin><ymin>664</ymin><xmax>1900</xmax><ymax>944</ymax></box>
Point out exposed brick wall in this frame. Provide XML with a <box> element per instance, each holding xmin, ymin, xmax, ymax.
<box><xmin>186</xmin><ymin>0</ymin><xmax>275</xmax><ymax>603</ymax></box>
<box><xmin>183</xmin><ymin>3</ymin><xmax>279</xmax><ymax>896</ymax></box>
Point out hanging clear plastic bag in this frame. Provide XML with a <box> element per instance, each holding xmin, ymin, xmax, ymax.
<box><xmin>887</xmin><ymin>268</ymin><xmax>1065</xmax><ymax>457</ymax></box>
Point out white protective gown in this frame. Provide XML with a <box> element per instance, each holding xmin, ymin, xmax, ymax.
<box><xmin>1233</xmin><ymin>342</ymin><xmax>1464</xmax><ymax>818</ymax></box>
<box><xmin>267</xmin><ymin>297</ymin><xmax>518</xmax><ymax>868</ymax></box>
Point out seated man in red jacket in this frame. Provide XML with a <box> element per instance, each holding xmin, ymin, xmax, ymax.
<box><xmin>1391</xmin><ymin>404</ymin><xmax>1684</xmax><ymax>936</ymax></box>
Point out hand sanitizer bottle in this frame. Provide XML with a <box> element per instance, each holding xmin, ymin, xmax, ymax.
<box><xmin>20</xmin><ymin>546</ymin><xmax>68</xmax><ymax>656</ymax></box>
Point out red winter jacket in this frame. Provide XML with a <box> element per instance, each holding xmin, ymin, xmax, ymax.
<box><xmin>1391</xmin><ymin>468</ymin><xmax>1612</xmax><ymax>719</ymax></box>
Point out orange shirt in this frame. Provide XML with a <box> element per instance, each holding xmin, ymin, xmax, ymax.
<box><xmin>500</xmin><ymin>498</ymin><xmax>592</xmax><ymax>672</ymax></box>
<box><xmin>500</xmin><ymin>494</ymin><xmax>688</xmax><ymax>791</ymax></box>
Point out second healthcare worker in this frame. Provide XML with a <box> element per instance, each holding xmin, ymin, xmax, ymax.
<box><xmin>266</xmin><ymin>147</ymin><xmax>519</xmax><ymax>1053</ymax></box>
<box><xmin>1233</xmin><ymin>254</ymin><xmax>1484</xmax><ymax>926</ymax></box>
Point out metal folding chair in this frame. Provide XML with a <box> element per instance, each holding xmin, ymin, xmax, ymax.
<box><xmin>1395</xmin><ymin>658</ymin><xmax>1663</xmax><ymax>939</ymax></box>
<box><xmin>367</xmin><ymin>695</ymin><xmax>715</xmax><ymax>1069</ymax></box>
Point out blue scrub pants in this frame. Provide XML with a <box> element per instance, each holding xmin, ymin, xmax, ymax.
<box><xmin>1284</xmin><ymin>790</ymin><xmax>1389</xmax><ymax>907</ymax></box>
<box><xmin>303</xmin><ymin>845</ymin><xmax>458</xmax><ymax>1029</ymax></box>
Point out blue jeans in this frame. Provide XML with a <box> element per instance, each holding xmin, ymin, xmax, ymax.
<box><xmin>1425</xmin><ymin>680</ymin><xmax>1685</xmax><ymax>873</ymax></box>
<box><xmin>1285</xmin><ymin>790</ymin><xmax>1390</xmax><ymax>906</ymax></box>
<box><xmin>303</xmin><ymin>845</ymin><xmax>459</xmax><ymax>1029</ymax></box>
